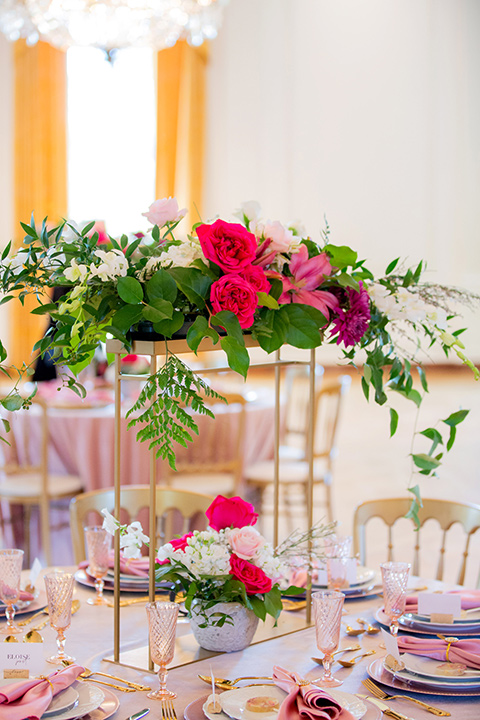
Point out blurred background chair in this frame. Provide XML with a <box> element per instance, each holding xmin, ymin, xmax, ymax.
<box><xmin>0</xmin><ymin>397</ymin><xmax>83</xmax><ymax>565</ymax></box>
<box><xmin>353</xmin><ymin>497</ymin><xmax>480</xmax><ymax>587</ymax></box>
<box><xmin>69</xmin><ymin>485</ymin><xmax>214</xmax><ymax>564</ymax></box>
<box><xmin>244</xmin><ymin>374</ymin><xmax>351</xmax><ymax>526</ymax></box>
<box><xmin>166</xmin><ymin>392</ymin><xmax>248</xmax><ymax>498</ymax></box>
<box><xmin>279</xmin><ymin>364</ymin><xmax>324</xmax><ymax>461</ymax></box>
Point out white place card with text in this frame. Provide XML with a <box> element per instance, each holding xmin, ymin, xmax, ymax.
<box><xmin>417</xmin><ymin>592</ymin><xmax>462</xmax><ymax>620</ymax></box>
<box><xmin>0</xmin><ymin>644</ymin><xmax>45</xmax><ymax>679</ymax></box>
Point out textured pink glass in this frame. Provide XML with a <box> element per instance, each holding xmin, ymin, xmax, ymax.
<box><xmin>146</xmin><ymin>601</ymin><xmax>179</xmax><ymax>700</ymax></box>
<box><xmin>312</xmin><ymin>590</ymin><xmax>345</xmax><ymax>687</ymax></box>
<box><xmin>380</xmin><ymin>561</ymin><xmax>411</xmax><ymax>636</ymax></box>
<box><xmin>0</xmin><ymin>549</ymin><xmax>24</xmax><ymax>634</ymax></box>
<box><xmin>44</xmin><ymin>570</ymin><xmax>75</xmax><ymax>664</ymax></box>
<box><xmin>84</xmin><ymin>525</ymin><xmax>111</xmax><ymax>605</ymax></box>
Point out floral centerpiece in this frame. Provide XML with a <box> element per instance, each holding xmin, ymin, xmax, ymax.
<box><xmin>0</xmin><ymin>197</ymin><xmax>478</xmax><ymax>518</ymax></box>
<box><xmin>102</xmin><ymin>494</ymin><xmax>333</xmax><ymax>652</ymax></box>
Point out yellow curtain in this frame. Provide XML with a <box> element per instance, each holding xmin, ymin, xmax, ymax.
<box><xmin>156</xmin><ymin>41</ymin><xmax>208</xmax><ymax>224</ymax></box>
<box><xmin>11</xmin><ymin>40</ymin><xmax>67</xmax><ymax>369</ymax></box>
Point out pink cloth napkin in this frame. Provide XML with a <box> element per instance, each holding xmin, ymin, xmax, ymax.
<box><xmin>273</xmin><ymin>667</ymin><xmax>355</xmax><ymax>720</ymax></box>
<box><xmin>0</xmin><ymin>664</ymin><xmax>84</xmax><ymax>720</ymax></box>
<box><xmin>405</xmin><ymin>590</ymin><xmax>480</xmax><ymax>614</ymax></box>
<box><xmin>397</xmin><ymin>636</ymin><xmax>480</xmax><ymax>670</ymax></box>
<box><xmin>79</xmin><ymin>551</ymin><xmax>149</xmax><ymax>577</ymax></box>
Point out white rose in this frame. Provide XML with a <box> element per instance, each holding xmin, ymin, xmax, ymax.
<box><xmin>233</xmin><ymin>201</ymin><xmax>262</xmax><ymax>224</ymax></box>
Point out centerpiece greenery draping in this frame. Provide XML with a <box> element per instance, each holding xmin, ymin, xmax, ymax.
<box><xmin>0</xmin><ymin>197</ymin><xmax>478</xmax><ymax>521</ymax></box>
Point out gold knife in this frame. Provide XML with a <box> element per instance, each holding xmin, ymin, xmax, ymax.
<box><xmin>356</xmin><ymin>695</ymin><xmax>415</xmax><ymax>720</ymax></box>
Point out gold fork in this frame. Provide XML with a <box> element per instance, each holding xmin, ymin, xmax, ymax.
<box><xmin>361</xmin><ymin>678</ymin><xmax>451</xmax><ymax>716</ymax></box>
<box><xmin>162</xmin><ymin>698</ymin><xmax>177</xmax><ymax>720</ymax></box>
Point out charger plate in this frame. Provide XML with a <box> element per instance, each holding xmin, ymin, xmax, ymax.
<box><xmin>375</xmin><ymin>608</ymin><xmax>480</xmax><ymax>637</ymax></box>
<box><xmin>0</xmin><ymin>590</ymin><xmax>47</xmax><ymax>617</ymax></box>
<box><xmin>74</xmin><ymin>569</ymin><xmax>170</xmax><ymax>594</ymax></box>
<box><xmin>367</xmin><ymin>658</ymin><xmax>480</xmax><ymax>696</ymax></box>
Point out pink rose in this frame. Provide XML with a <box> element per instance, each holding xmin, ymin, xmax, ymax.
<box><xmin>196</xmin><ymin>219</ymin><xmax>257</xmax><ymax>273</ymax></box>
<box><xmin>156</xmin><ymin>531</ymin><xmax>193</xmax><ymax>565</ymax></box>
<box><xmin>229</xmin><ymin>554</ymin><xmax>273</xmax><ymax>595</ymax></box>
<box><xmin>210</xmin><ymin>274</ymin><xmax>258</xmax><ymax>329</ymax></box>
<box><xmin>142</xmin><ymin>197</ymin><xmax>187</xmax><ymax>226</ymax></box>
<box><xmin>229</xmin><ymin>527</ymin><xmax>265</xmax><ymax>560</ymax></box>
<box><xmin>263</xmin><ymin>220</ymin><xmax>296</xmax><ymax>254</ymax></box>
<box><xmin>239</xmin><ymin>264</ymin><xmax>270</xmax><ymax>293</ymax></box>
<box><xmin>206</xmin><ymin>495</ymin><xmax>258</xmax><ymax>531</ymax></box>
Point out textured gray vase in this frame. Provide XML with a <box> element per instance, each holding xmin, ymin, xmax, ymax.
<box><xmin>189</xmin><ymin>601</ymin><xmax>259</xmax><ymax>652</ymax></box>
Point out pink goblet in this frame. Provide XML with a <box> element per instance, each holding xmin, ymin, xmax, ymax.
<box><xmin>84</xmin><ymin>525</ymin><xmax>111</xmax><ymax>605</ymax></box>
<box><xmin>380</xmin><ymin>561</ymin><xmax>411</xmax><ymax>636</ymax></box>
<box><xmin>312</xmin><ymin>590</ymin><xmax>345</xmax><ymax>687</ymax></box>
<box><xmin>146</xmin><ymin>601</ymin><xmax>179</xmax><ymax>700</ymax></box>
<box><xmin>0</xmin><ymin>549</ymin><xmax>24</xmax><ymax>635</ymax></box>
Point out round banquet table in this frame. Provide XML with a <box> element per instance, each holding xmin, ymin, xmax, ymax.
<box><xmin>7</xmin><ymin>389</ymin><xmax>278</xmax><ymax>491</ymax></box>
<box><xmin>8</xmin><ymin>570</ymin><xmax>479</xmax><ymax>720</ymax></box>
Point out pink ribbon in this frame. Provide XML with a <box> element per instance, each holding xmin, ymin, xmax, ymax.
<box><xmin>273</xmin><ymin>667</ymin><xmax>354</xmax><ymax>720</ymax></box>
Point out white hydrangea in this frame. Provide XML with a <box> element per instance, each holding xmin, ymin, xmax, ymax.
<box><xmin>90</xmin><ymin>248</ymin><xmax>129</xmax><ymax>281</ymax></box>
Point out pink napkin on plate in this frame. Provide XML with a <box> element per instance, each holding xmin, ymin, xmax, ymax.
<box><xmin>79</xmin><ymin>551</ymin><xmax>149</xmax><ymax>577</ymax></box>
<box><xmin>397</xmin><ymin>636</ymin><xmax>480</xmax><ymax>670</ymax></box>
<box><xmin>405</xmin><ymin>589</ymin><xmax>480</xmax><ymax>614</ymax></box>
<box><xmin>0</xmin><ymin>664</ymin><xmax>84</xmax><ymax>720</ymax></box>
<box><xmin>273</xmin><ymin>667</ymin><xmax>355</xmax><ymax>720</ymax></box>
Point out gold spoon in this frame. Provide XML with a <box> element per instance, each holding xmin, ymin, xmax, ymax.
<box><xmin>4</xmin><ymin>635</ymin><xmax>18</xmax><ymax>642</ymax></box>
<box><xmin>337</xmin><ymin>649</ymin><xmax>376</xmax><ymax>667</ymax></box>
<box><xmin>356</xmin><ymin>618</ymin><xmax>380</xmax><ymax>634</ymax></box>
<box><xmin>311</xmin><ymin>644</ymin><xmax>361</xmax><ymax>664</ymax></box>
<box><xmin>342</xmin><ymin>622</ymin><xmax>365</xmax><ymax>636</ymax></box>
<box><xmin>282</xmin><ymin>599</ymin><xmax>307</xmax><ymax>611</ymax></box>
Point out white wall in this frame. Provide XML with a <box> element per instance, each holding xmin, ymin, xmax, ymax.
<box><xmin>0</xmin><ymin>36</ymin><xmax>12</xmax><ymax>344</ymax></box>
<box><xmin>205</xmin><ymin>0</ymin><xmax>480</xmax><ymax>358</ymax></box>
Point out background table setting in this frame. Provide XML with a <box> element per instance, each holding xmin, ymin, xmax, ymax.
<box><xmin>1</xmin><ymin>559</ymin><xmax>480</xmax><ymax>720</ymax></box>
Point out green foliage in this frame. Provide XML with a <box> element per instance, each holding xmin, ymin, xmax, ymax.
<box><xmin>126</xmin><ymin>353</ymin><xmax>226</xmax><ymax>469</ymax></box>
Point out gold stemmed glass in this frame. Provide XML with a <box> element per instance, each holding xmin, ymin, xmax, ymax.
<box><xmin>84</xmin><ymin>525</ymin><xmax>111</xmax><ymax>605</ymax></box>
<box><xmin>0</xmin><ymin>549</ymin><xmax>24</xmax><ymax>635</ymax></box>
<box><xmin>146</xmin><ymin>601</ymin><xmax>179</xmax><ymax>700</ymax></box>
<box><xmin>44</xmin><ymin>570</ymin><xmax>75</xmax><ymax>664</ymax></box>
<box><xmin>312</xmin><ymin>590</ymin><xmax>345</xmax><ymax>687</ymax></box>
<box><xmin>380</xmin><ymin>561</ymin><xmax>411</xmax><ymax>636</ymax></box>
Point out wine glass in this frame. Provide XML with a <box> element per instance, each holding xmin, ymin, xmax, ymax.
<box><xmin>146</xmin><ymin>601</ymin><xmax>179</xmax><ymax>700</ymax></box>
<box><xmin>312</xmin><ymin>590</ymin><xmax>345</xmax><ymax>687</ymax></box>
<box><xmin>324</xmin><ymin>535</ymin><xmax>352</xmax><ymax>591</ymax></box>
<box><xmin>84</xmin><ymin>525</ymin><xmax>111</xmax><ymax>605</ymax></box>
<box><xmin>44</xmin><ymin>570</ymin><xmax>75</xmax><ymax>664</ymax></box>
<box><xmin>0</xmin><ymin>549</ymin><xmax>24</xmax><ymax>635</ymax></box>
<box><xmin>380</xmin><ymin>561</ymin><xmax>411</xmax><ymax>636</ymax></box>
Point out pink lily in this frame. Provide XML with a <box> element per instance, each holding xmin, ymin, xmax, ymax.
<box><xmin>277</xmin><ymin>244</ymin><xmax>339</xmax><ymax>317</ymax></box>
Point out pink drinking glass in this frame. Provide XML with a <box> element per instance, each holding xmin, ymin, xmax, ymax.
<box><xmin>84</xmin><ymin>525</ymin><xmax>111</xmax><ymax>605</ymax></box>
<box><xmin>146</xmin><ymin>601</ymin><xmax>179</xmax><ymax>700</ymax></box>
<box><xmin>324</xmin><ymin>535</ymin><xmax>352</xmax><ymax>591</ymax></box>
<box><xmin>44</xmin><ymin>570</ymin><xmax>75</xmax><ymax>664</ymax></box>
<box><xmin>312</xmin><ymin>590</ymin><xmax>345</xmax><ymax>687</ymax></box>
<box><xmin>380</xmin><ymin>561</ymin><xmax>411</xmax><ymax>636</ymax></box>
<box><xmin>0</xmin><ymin>549</ymin><xmax>24</xmax><ymax>635</ymax></box>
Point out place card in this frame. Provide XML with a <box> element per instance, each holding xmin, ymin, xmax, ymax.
<box><xmin>381</xmin><ymin>627</ymin><xmax>401</xmax><ymax>662</ymax></box>
<box><xmin>0</xmin><ymin>644</ymin><xmax>45</xmax><ymax>679</ymax></box>
<box><xmin>30</xmin><ymin>558</ymin><xmax>42</xmax><ymax>588</ymax></box>
<box><xmin>417</xmin><ymin>592</ymin><xmax>462</xmax><ymax>621</ymax></box>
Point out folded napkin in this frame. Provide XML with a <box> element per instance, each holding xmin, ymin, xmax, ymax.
<box><xmin>0</xmin><ymin>664</ymin><xmax>84</xmax><ymax>720</ymax></box>
<box><xmin>405</xmin><ymin>589</ymin><xmax>480</xmax><ymax>614</ymax></box>
<box><xmin>273</xmin><ymin>667</ymin><xmax>355</xmax><ymax>720</ymax></box>
<box><xmin>79</xmin><ymin>551</ymin><xmax>149</xmax><ymax>578</ymax></box>
<box><xmin>397</xmin><ymin>636</ymin><xmax>480</xmax><ymax>670</ymax></box>
<box><xmin>19</xmin><ymin>590</ymin><xmax>34</xmax><ymax>602</ymax></box>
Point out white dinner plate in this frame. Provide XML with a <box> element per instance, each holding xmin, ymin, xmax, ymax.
<box><xmin>313</xmin><ymin>566</ymin><xmax>376</xmax><ymax>589</ymax></box>
<box><xmin>375</xmin><ymin>607</ymin><xmax>480</xmax><ymax>636</ymax></box>
<box><xmin>40</xmin><ymin>682</ymin><xmax>104</xmax><ymax>720</ymax></box>
<box><xmin>401</xmin><ymin>653</ymin><xmax>480</xmax><ymax>683</ymax></box>
<box><xmin>212</xmin><ymin>684</ymin><xmax>367</xmax><ymax>720</ymax></box>
<box><xmin>403</xmin><ymin>610</ymin><xmax>480</xmax><ymax>627</ymax></box>
<box><xmin>385</xmin><ymin>663</ymin><xmax>480</xmax><ymax>690</ymax></box>
<box><xmin>42</xmin><ymin>687</ymin><xmax>79</xmax><ymax>718</ymax></box>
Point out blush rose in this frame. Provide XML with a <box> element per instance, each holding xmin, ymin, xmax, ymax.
<box><xmin>206</xmin><ymin>495</ymin><xmax>258</xmax><ymax>531</ymax></box>
<box><xmin>142</xmin><ymin>197</ymin><xmax>187</xmax><ymax>226</ymax></box>
<box><xmin>229</xmin><ymin>554</ymin><xmax>273</xmax><ymax>595</ymax></box>
<box><xmin>197</xmin><ymin>219</ymin><xmax>257</xmax><ymax>273</ymax></box>
<box><xmin>228</xmin><ymin>527</ymin><xmax>265</xmax><ymax>560</ymax></box>
<box><xmin>210</xmin><ymin>274</ymin><xmax>258</xmax><ymax>329</ymax></box>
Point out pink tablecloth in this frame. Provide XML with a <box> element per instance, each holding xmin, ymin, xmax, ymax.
<box><xmin>7</xmin><ymin>394</ymin><xmax>278</xmax><ymax>491</ymax></box>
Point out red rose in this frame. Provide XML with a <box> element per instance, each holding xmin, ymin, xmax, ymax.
<box><xmin>156</xmin><ymin>531</ymin><xmax>193</xmax><ymax>565</ymax></box>
<box><xmin>240</xmin><ymin>264</ymin><xmax>270</xmax><ymax>293</ymax></box>
<box><xmin>229</xmin><ymin>554</ymin><xmax>273</xmax><ymax>595</ymax></box>
<box><xmin>206</xmin><ymin>495</ymin><xmax>258</xmax><ymax>530</ymax></box>
<box><xmin>210</xmin><ymin>274</ymin><xmax>258</xmax><ymax>329</ymax></box>
<box><xmin>197</xmin><ymin>219</ymin><xmax>257</xmax><ymax>273</ymax></box>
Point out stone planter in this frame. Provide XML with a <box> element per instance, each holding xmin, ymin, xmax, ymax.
<box><xmin>189</xmin><ymin>601</ymin><xmax>259</xmax><ymax>652</ymax></box>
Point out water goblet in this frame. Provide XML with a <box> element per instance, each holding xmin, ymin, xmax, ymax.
<box><xmin>0</xmin><ymin>549</ymin><xmax>24</xmax><ymax>635</ymax></box>
<box><xmin>146</xmin><ymin>601</ymin><xmax>179</xmax><ymax>700</ymax></box>
<box><xmin>380</xmin><ymin>561</ymin><xmax>411</xmax><ymax>636</ymax></box>
<box><xmin>312</xmin><ymin>590</ymin><xmax>345</xmax><ymax>687</ymax></box>
<box><xmin>84</xmin><ymin>525</ymin><xmax>111</xmax><ymax>605</ymax></box>
<box><xmin>44</xmin><ymin>570</ymin><xmax>75</xmax><ymax>664</ymax></box>
<box><xmin>324</xmin><ymin>535</ymin><xmax>353</xmax><ymax>591</ymax></box>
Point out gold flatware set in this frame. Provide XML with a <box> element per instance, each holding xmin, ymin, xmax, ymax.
<box><xmin>161</xmin><ymin>698</ymin><xmax>177</xmax><ymax>720</ymax></box>
<box><xmin>361</xmin><ymin>678</ymin><xmax>450</xmax><ymax>716</ymax></box>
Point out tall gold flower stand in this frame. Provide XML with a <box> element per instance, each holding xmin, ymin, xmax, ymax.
<box><xmin>105</xmin><ymin>337</ymin><xmax>317</xmax><ymax>672</ymax></box>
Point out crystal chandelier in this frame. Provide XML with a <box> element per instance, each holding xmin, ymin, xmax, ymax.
<box><xmin>0</xmin><ymin>0</ymin><xmax>229</xmax><ymax>52</ymax></box>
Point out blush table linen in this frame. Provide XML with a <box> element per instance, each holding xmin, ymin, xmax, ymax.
<box><xmin>5</xmin><ymin>570</ymin><xmax>478</xmax><ymax>720</ymax></box>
